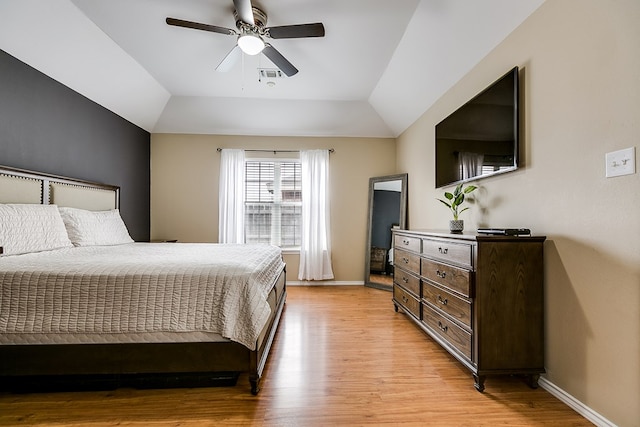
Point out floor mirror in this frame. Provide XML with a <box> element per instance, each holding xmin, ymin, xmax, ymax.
<box><xmin>364</xmin><ymin>173</ymin><xmax>408</xmax><ymax>291</ymax></box>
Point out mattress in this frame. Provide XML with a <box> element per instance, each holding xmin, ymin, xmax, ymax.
<box><xmin>0</xmin><ymin>243</ymin><xmax>285</xmax><ymax>350</ymax></box>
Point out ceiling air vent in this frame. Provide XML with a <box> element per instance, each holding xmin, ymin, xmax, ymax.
<box><xmin>258</xmin><ymin>68</ymin><xmax>286</xmax><ymax>87</ymax></box>
<box><xmin>258</xmin><ymin>68</ymin><xmax>284</xmax><ymax>80</ymax></box>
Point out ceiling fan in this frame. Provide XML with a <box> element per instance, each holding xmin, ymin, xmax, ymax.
<box><xmin>166</xmin><ymin>0</ymin><xmax>325</xmax><ymax>77</ymax></box>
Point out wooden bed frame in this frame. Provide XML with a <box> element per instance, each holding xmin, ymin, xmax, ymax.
<box><xmin>0</xmin><ymin>165</ymin><xmax>286</xmax><ymax>395</ymax></box>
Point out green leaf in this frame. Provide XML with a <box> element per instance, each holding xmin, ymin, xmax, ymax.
<box><xmin>463</xmin><ymin>185</ymin><xmax>477</xmax><ymax>194</ymax></box>
<box><xmin>444</xmin><ymin>192</ymin><xmax>454</xmax><ymax>200</ymax></box>
<box><xmin>437</xmin><ymin>199</ymin><xmax>452</xmax><ymax>209</ymax></box>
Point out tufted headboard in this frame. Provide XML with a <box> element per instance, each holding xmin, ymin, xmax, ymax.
<box><xmin>0</xmin><ymin>165</ymin><xmax>119</xmax><ymax>210</ymax></box>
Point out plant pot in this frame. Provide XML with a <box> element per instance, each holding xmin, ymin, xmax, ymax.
<box><xmin>449</xmin><ymin>220</ymin><xmax>464</xmax><ymax>233</ymax></box>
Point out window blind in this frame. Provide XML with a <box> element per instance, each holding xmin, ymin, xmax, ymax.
<box><xmin>245</xmin><ymin>160</ymin><xmax>301</xmax><ymax>248</ymax></box>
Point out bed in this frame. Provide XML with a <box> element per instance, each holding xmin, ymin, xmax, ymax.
<box><xmin>0</xmin><ymin>165</ymin><xmax>286</xmax><ymax>394</ymax></box>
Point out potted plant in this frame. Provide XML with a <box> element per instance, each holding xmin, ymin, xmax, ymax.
<box><xmin>437</xmin><ymin>183</ymin><xmax>477</xmax><ymax>233</ymax></box>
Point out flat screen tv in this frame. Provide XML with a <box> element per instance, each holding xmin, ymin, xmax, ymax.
<box><xmin>435</xmin><ymin>66</ymin><xmax>519</xmax><ymax>188</ymax></box>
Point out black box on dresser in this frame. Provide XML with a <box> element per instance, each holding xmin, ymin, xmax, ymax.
<box><xmin>392</xmin><ymin>229</ymin><xmax>546</xmax><ymax>392</ymax></box>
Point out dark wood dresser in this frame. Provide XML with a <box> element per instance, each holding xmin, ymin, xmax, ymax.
<box><xmin>392</xmin><ymin>229</ymin><xmax>546</xmax><ymax>391</ymax></box>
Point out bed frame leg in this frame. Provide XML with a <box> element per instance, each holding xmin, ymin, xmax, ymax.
<box><xmin>250</xmin><ymin>375</ymin><xmax>261</xmax><ymax>395</ymax></box>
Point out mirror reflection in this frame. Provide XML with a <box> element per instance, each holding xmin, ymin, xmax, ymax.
<box><xmin>365</xmin><ymin>174</ymin><xmax>408</xmax><ymax>291</ymax></box>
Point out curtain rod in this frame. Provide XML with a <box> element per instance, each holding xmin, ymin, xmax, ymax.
<box><xmin>216</xmin><ymin>148</ymin><xmax>334</xmax><ymax>153</ymax></box>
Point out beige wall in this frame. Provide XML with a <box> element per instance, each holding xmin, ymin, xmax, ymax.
<box><xmin>151</xmin><ymin>134</ymin><xmax>396</xmax><ymax>282</ymax></box>
<box><xmin>397</xmin><ymin>1</ymin><xmax>639</xmax><ymax>425</ymax></box>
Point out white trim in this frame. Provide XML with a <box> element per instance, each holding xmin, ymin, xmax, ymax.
<box><xmin>281</xmin><ymin>248</ymin><xmax>300</xmax><ymax>255</ymax></box>
<box><xmin>287</xmin><ymin>281</ymin><xmax>364</xmax><ymax>286</ymax></box>
<box><xmin>538</xmin><ymin>377</ymin><xmax>616</xmax><ymax>427</ymax></box>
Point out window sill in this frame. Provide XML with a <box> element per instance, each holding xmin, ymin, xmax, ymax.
<box><xmin>281</xmin><ymin>248</ymin><xmax>300</xmax><ymax>255</ymax></box>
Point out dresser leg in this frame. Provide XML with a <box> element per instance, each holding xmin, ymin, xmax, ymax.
<box><xmin>526</xmin><ymin>374</ymin><xmax>540</xmax><ymax>389</ymax></box>
<box><xmin>393</xmin><ymin>303</ymin><xmax>399</xmax><ymax>312</ymax></box>
<box><xmin>473</xmin><ymin>374</ymin><xmax>486</xmax><ymax>392</ymax></box>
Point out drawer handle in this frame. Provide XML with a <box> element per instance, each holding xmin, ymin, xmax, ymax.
<box><xmin>402</xmin><ymin>295</ymin><xmax>409</xmax><ymax>304</ymax></box>
<box><xmin>402</xmin><ymin>276</ymin><xmax>409</xmax><ymax>284</ymax></box>
<box><xmin>438</xmin><ymin>247</ymin><xmax>449</xmax><ymax>255</ymax></box>
<box><xmin>402</xmin><ymin>257</ymin><xmax>409</xmax><ymax>264</ymax></box>
<box><xmin>436</xmin><ymin>269</ymin><xmax>447</xmax><ymax>279</ymax></box>
<box><xmin>438</xmin><ymin>321</ymin><xmax>448</xmax><ymax>333</ymax></box>
<box><xmin>402</xmin><ymin>239</ymin><xmax>410</xmax><ymax>246</ymax></box>
<box><xmin>437</xmin><ymin>295</ymin><xmax>448</xmax><ymax>305</ymax></box>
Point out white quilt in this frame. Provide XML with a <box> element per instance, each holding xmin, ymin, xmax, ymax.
<box><xmin>0</xmin><ymin>243</ymin><xmax>285</xmax><ymax>350</ymax></box>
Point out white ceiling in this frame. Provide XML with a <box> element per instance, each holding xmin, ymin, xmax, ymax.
<box><xmin>0</xmin><ymin>0</ymin><xmax>545</xmax><ymax>138</ymax></box>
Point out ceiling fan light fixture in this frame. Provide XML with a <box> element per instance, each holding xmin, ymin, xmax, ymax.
<box><xmin>238</xmin><ymin>32</ymin><xmax>265</xmax><ymax>55</ymax></box>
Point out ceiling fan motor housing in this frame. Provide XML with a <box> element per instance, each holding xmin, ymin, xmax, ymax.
<box><xmin>234</xmin><ymin>7</ymin><xmax>268</xmax><ymax>29</ymax></box>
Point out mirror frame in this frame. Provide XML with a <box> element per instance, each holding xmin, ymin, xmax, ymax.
<box><xmin>364</xmin><ymin>173</ymin><xmax>408</xmax><ymax>291</ymax></box>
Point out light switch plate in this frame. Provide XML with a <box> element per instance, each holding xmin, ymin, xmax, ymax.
<box><xmin>605</xmin><ymin>147</ymin><xmax>636</xmax><ymax>178</ymax></box>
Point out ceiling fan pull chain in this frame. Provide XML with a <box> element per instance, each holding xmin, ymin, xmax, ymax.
<box><xmin>258</xmin><ymin>54</ymin><xmax>264</xmax><ymax>82</ymax></box>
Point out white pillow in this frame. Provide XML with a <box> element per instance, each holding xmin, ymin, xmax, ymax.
<box><xmin>0</xmin><ymin>204</ymin><xmax>73</xmax><ymax>256</ymax></box>
<box><xmin>58</xmin><ymin>207</ymin><xmax>134</xmax><ymax>246</ymax></box>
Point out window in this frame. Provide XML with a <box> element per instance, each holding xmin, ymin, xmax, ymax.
<box><xmin>245</xmin><ymin>159</ymin><xmax>302</xmax><ymax>249</ymax></box>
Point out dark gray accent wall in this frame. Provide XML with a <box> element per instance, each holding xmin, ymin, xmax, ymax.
<box><xmin>0</xmin><ymin>49</ymin><xmax>150</xmax><ymax>241</ymax></box>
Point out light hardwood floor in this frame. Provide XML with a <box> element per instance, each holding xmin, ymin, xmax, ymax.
<box><xmin>0</xmin><ymin>286</ymin><xmax>591</xmax><ymax>426</ymax></box>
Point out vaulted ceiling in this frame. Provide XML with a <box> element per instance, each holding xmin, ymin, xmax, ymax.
<box><xmin>0</xmin><ymin>0</ymin><xmax>545</xmax><ymax>138</ymax></box>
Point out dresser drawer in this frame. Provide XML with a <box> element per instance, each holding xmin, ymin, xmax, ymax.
<box><xmin>393</xmin><ymin>269</ymin><xmax>420</xmax><ymax>297</ymax></box>
<box><xmin>394</xmin><ymin>234</ymin><xmax>421</xmax><ymax>253</ymax></box>
<box><xmin>394</xmin><ymin>285</ymin><xmax>420</xmax><ymax>319</ymax></box>
<box><xmin>422</xmin><ymin>239</ymin><xmax>472</xmax><ymax>268</ymax></box>
<box><xmin>394</xmin><ymin>248</ymin><xmax>421</xmax><ymax>275</ymax></box>
<box><xmin>422</xmin><ymin>282</ymin><xmax>471</xmax><ymax>329</ymax></box>
<box><xmin>422</xmin><ymin>305</ymin><xmax>472</xmax><ymax>360</ymax></box>
<box><xmin>421</xmin><ymin>258</ymin><xmax>472</xmax><ymax>297</ymax></box>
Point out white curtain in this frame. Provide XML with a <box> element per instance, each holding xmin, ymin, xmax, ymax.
<box><xmin>218</xmin><ymin>149</ymin><xmax>245</xmax><ymax>243</ymax></box>
<box><xmin>459</xmin><ymin>152</ymin><xmax>484</xmax><ymax>180</ymax></box>
<box><xmin>299</xmin><ymin>149</ymin><xmax>334</xmax><ymax>280</ymax></box>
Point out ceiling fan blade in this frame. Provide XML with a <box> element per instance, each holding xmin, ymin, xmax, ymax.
<box><xmin>233</xmin><ymin>0</ymin><xmax>254</xmax><ymax>25</ymax></box>
<box><xmin>267</xmin><ymin>23</ymin><xmax>325</xmax><ymax>39</ymax></box>
<box><xmin>166</xmin><ymin>17</ymin><xmax>235</xmax><ymax>35</ymax></box>
<box><xmin>263</xmin><ymin>44</ymin><xmax>298</xmax><ymax>77</ymax></box>
<box><xmin>216</xmin><ymin>45</ymin><xmax>241</xmax><ymax>72</ymax></box>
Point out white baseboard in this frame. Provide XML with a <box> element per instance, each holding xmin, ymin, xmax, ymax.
<box><xmin>286</xmin><ymin>281</ymin><xmax>364</xmax><ymax>286</ymax></box>
<box><xmin>538</xmin><ymin>377</ymin><xmax>616</xmax><ymax>427</ymax></box>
